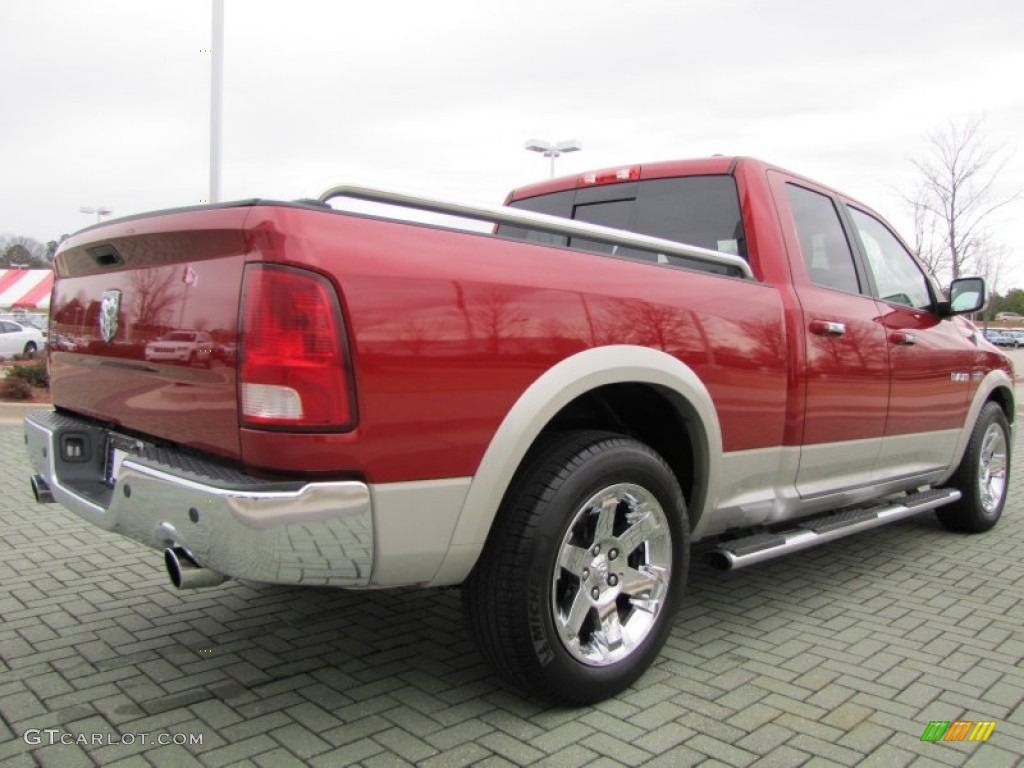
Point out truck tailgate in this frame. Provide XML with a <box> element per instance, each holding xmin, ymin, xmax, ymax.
<box><xmin>48</xmin><ymin>207</ymin><xmax>251</xmax><ymax>461</ymax></box>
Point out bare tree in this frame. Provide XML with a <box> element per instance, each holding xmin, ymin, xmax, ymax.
<box><xmin>905</xmin><ymin>116</ymin><xmax>1020</xmax><ymax>283</ymax></box>
<box><xmin>975</xmin><ymin>239</ymin><xmax>1010</xmax><ymax>318</ymax></box>
<box><xmin>130</xmin><ymin>267</ymin><xmax>183</xmax><ymax>334</ymax></box>
<box><xmin>907</xmin><ymin>196</ymin><xmax>946</xmax><ymax>277</ymax></box>
<box><xmin>0</xmin><ymin>234</ymin><xmax>49</xmax><ymax>267</ymax></box>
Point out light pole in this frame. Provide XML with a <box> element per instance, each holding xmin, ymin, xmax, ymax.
<box><xmin>524</xmin><ymin>138</ymin><xmax>582</xmax><ymax>178</ymax></box>
<box><xmin>79</xmin><ymin>206</ymin><xmax>113</xmax><ymax>224</ymax></box>
<box><xmin>210</xmin><ymin>0</ymin><xmax>225</xmax><ymax>203</ymax></box>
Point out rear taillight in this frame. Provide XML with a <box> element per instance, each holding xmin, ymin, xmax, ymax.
<box><xmin>239</xmin><ymin>264</ymin><xmax>356</xmax><ymax>430</ymax></box>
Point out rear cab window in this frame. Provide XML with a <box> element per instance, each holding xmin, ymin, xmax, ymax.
<box><xmin>499</xmin><ymin>175</ymin><xmax>747</xmax><ymax>277</ymax></box>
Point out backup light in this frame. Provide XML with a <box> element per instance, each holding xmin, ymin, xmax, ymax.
<box><xmin>241</xmin><ymin>383</ymin><xmax>303</xmax><ymax>421</ymax></box>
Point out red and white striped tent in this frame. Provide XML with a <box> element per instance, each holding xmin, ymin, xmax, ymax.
<box><xmin>0</xmin><ymin>269</ymin><xmax>54</xmax><ymax>310</ymax></box>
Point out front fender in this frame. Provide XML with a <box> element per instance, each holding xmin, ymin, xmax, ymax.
<box><xmin>938</xmin><ymin>369</ymin><xmax>1016</xmax><ymax>485</ymax></box>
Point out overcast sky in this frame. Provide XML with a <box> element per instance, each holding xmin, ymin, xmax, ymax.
<box><xmin>2</xmin><ymin>0</ymin><xmax>1022</xmax><ymax>284</ymax></box>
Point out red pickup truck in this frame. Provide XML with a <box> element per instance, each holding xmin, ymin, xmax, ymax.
<box><xmin>25</xmin><ymin>156</ymin><xmax>1014</xmax><ymax>704</ymax></box>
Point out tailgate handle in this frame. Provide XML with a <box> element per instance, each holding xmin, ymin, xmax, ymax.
<box><xmin>87</xmin><ymin>244</ymin><xmax>125</xmax><ymax>267</ymax></box>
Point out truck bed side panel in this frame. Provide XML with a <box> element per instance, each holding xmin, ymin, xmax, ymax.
<box><xmin>236</xmin><ymin>208</ymin><xmax>789</xmax><ymax>482</ymax></box>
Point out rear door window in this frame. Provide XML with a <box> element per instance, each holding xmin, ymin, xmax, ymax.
<box><xmin>785</xmin><ymin>184</ymin><xmax>861</xmax><ymax>294</ymax></box>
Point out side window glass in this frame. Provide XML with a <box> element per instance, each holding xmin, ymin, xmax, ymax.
<box><xmin>848</xmin><ymin>207</ymin><xmax>932</xmax><ymax>309</ymax></box>
<box><xmin>785</xmin><ymin>184</ymin><xmax>861</xmax><ymax>294</ymax></box>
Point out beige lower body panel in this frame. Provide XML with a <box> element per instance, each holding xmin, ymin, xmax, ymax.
<box><xmin>696</xmin><ymin>428</ymin><xmax>961</xmax><ymax>539</ymax></box>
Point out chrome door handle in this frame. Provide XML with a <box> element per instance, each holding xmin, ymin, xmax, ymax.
<box><xmin>810</xmin><ymin>320</ymin><xmax>846</xmax><ymax>337</ymax></box>
<box><xmin>889</xmin><ymin>331</ymin><xmax>917</xmax><ymax>346</ymax></box>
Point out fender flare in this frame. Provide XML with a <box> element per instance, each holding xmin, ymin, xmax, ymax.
<box><xmin>939</xmin><ymin>369</ymin><xmax>1016</xmax><ymax>484</ymax></box>
<box><xmin>427</xmin><ymin>345</ymin><xmax>722</xmax><ymax>586</ymax></box>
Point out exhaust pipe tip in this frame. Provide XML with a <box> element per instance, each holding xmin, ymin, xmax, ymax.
<box><xmin>30</xmin><ymin>474</ymin><xmax>55</xmax><ymax>504</ymax></box>
<box><xmin>164</xmin><ymin>546</ymin><xmax>228</xmax><ymax>589</ymax></box>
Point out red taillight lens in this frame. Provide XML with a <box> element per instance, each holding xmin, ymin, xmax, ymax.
<box><xmin>239</xmin><ymin>264</ymin><xmax>356</xmax><ymax>429</ymax></box>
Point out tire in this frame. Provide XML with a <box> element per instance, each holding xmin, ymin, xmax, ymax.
<box><xmin>464</xmin><ymin>430</ymin><xmax>689</xmax><ymax>704</ymax></box>
<box><xmin>937</xmin><ymin>402</ymin><xmax>1011</xmax><ymax>533</ymax></box>
<box><xmin>23</xmin><ymin>342</ymin><xmax>37</xmax><ymax>359</ymax></box>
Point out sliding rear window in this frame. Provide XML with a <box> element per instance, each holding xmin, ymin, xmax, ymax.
<box><xmin>500</xmin><ymin>175</ymin><xmax>747</xmax><ymax>274</ymax></box>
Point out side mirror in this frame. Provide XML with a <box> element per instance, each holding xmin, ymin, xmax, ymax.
<box><xmin>945</xmin><ymin>276</ymin><xmax>986</xmax><ymax>316</ymax></box>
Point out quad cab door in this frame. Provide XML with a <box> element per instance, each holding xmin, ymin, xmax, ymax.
<box><xmin>842</xmin><ymin>204</ymin><xmax>975</xmax><ymax>477</ymax></box>
<box><xmin>769</xmin><ymin>172</ymin><xmax>890</xmax><ymax>498</ymax></box>
<box><xmin>770</xmin><ymin>169</ymin><xmax>977</xmax><ymax>499</ymax></box>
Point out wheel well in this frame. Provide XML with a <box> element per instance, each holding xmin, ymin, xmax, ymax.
<box><xmin>987</xmin><ymin>386</ymin><xmax>1015</xmax><ymax>425</ymax></box>
<box><xmin>540</xmin><ymin>383</ymin><xmax>704</xmax><ymax>528</ymax></box>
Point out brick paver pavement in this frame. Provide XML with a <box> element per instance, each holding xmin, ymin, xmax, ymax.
<box><xmin>1</xmin><ymin>420</ymin><xmax>1022</xmax><ymax>767</ymax></box>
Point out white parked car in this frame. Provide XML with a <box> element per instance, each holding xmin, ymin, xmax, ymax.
<box><xmin>981</xmin><ymin>329</ymin><xmax>1020</xmax><ymax>348</ymax></box>
<box><xmin>144</xmin><ymin>330</ymin><xmax>215</xmax><ymax>366</ymax></box>
<box><xmin>0</xmin><ymin>319</ymin><xmax>46</xmax><ymax>359</ymax></box>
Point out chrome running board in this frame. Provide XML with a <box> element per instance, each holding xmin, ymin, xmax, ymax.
<box><xmin>708</xmin><ymin>488</ymin><xmax>961</xmax><ymax>571</ymax></box>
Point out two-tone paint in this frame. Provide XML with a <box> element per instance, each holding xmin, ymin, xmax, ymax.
<box><xmin>42</xmin><ymin>157</ymin><xmax>1014</xmax><ymax>588</ymax></box>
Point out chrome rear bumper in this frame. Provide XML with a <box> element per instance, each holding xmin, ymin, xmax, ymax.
<box><xmin>24</xmin><ymin>409</ymin><xmax>373</xmax><ymax>587</ymax></box>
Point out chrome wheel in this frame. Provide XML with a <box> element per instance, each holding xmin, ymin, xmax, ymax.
<box><xmin>464</xmin><ymin>431</ymin><xmax>687</xmax><ymax>704</ymax></box>
<box><xmin>978</xmin><ymin>423</ymin><xmax>1008</xmax><ymax>514</ymax></box>
<box><xmin>553</xmin><ymin>482</ymin><xmax>672</xmax><ymax>666</ymax></box>
<box><xmin>938</xmin><ymin>402</ymin><xmax>1010</xmax><ymax>533</ymax></box>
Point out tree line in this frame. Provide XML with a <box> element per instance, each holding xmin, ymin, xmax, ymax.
<box><xmin>986</xmin><ymin>289</ymin><xmax>1024</xmax><ymax>322</ymax></box>
<box><xmin>0</xmin><ymin>234</ymin><xmax>67</xmax><ymax>269</ymax></box>
<box><xmin>2</xmin><ymin>116</ymin><xmax>1019</xmax><ymax>282</ymax></box>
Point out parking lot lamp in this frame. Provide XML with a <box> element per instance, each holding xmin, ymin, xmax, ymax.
<box><xmin>524</xmin><ymin>138</ymin><xmax>582</xmax><ymax>178</ymax></box>
<box><xmin>79</xmin><ymin>206</ymin><xmax>113</xmax><ymax>224</ymax></box>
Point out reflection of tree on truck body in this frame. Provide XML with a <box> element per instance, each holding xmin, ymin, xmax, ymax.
<box><xmin>130</xmin><ymin>267</ymin><xmax>184</xmax><ymax>341</ymax></box>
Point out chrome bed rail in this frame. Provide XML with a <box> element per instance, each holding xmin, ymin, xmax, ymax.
<box><xmin>317</xmin><ymin>182</ymin><xmax>754</xmax><ymax>280</ymax></box>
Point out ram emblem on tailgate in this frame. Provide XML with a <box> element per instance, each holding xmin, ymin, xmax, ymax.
<box><xmin>100</xmin><ymin>289</ymin><xmax>121</xmax><ymax>343</ymax></box>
